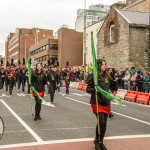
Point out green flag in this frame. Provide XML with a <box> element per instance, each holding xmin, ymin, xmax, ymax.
<box><xmin>27</xmin><ymin>58</ymin><xmax>46</xmax><ymax>102</ymax></box>
<box><xmin>91</xmin><ymin>32</ymin><xmax>122</xmax><ymax>106</ymax></box>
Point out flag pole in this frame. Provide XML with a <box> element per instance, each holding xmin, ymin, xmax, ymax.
<box><xmin>26</xmin><ymin>56</ymin><xmax>34</xmax><ymax>116</ymax></box>
<box><xmin>91</xmin><ymin>32</ymin><xmax>101</xmax><ymax>144</ymax></box>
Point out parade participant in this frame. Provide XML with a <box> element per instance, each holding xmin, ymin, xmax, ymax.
<box><xmin>16</xmin><ymin>60</ymin><xmax>22</xmax><ymax>90</ymax></box>
<box><xmin>56</xmin><ymin>62</ymin><xmax>61</xmax><ymax>91</ymax></box>
<box><xmin>5</xmin><ymin>61</ymin><xmax>10</xmax><ymax>91</ymax></box>
<box><xmin>0</xmin><ymin>60</ymin><xmax>6</xmax><ymax>89</ymax></box>
<box><xmin>21</xmin><ymin>58</ymin><xmax>27</xmax><ymax>92</ymax></box>
<box><xmin>64</xmin><ymin>70</ymin><xmax>70</xmax><ymax>94</ymax></box>
<box><xmin>9</xmin><ymin>59</ymin><xmax>16</xmax><ymax>95</ymax></box>
<box><xmin>47</xmin><ymin>64</ymin><xmax>58</xmax><ymax>105</ymax></box>
<box><xmin>86</xmin><ymin>59</ymin><xmax>114</xmax><ymax>150</ymax></box>
<box><xmin>31</xmin><ymin>63</ymin><xmax>47</xmax><ymax>121</ymax></box>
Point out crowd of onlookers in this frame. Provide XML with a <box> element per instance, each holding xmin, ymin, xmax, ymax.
<box><xmin>62</xmin><ymin>66</ymin><xmax>150</xmax><ymax>93</ymax></box>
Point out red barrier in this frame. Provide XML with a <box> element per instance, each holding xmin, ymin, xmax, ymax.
<box><xmin>82</xmin><ymin>84</ymin><xmax>88</xmax><ymax>91</ymax></box>
<box><xmin>136</xmin><ymin>92</ymin><xmax>150</xmax><ymax>105</ymax></box>
<box><xmin>125</xmin><ymin>90</ymin><xmax>138</xmax><ymax>102</ymax></box>
<box><xmin>77</xmin><ymin>83</ymin><xmax>84</xmax><ymax>90</ymax></box>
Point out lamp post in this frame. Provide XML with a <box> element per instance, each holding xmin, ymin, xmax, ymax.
<box><xmin>83</xmin><ymin>0</ymin><xmax>86</xmax><ymax>65</ymax></box>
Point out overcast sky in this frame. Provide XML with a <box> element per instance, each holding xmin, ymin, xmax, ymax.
<box><xmin>0</xmin><ymin>0</ymin><xmax>124</xmax><ymax>56</ymax></box>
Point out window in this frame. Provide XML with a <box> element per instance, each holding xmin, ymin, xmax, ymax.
<box><xmin>87</xmin><ymin>22</ymin><xmax>90</xmax><ymax>27</ymax></box>
<box><xmin>110</xmin><ymin>24</ymin><xmax>115</xmax><ymax>43</ymax></box>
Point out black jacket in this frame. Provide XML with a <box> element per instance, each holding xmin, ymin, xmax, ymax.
<box><xmin>31</xmin><ymin>72</ymin><xmax>47</xmax><ymax>92</ymax></box>
<box><xmin>47</xmin><ymin>71</ymin><xmax>58</xmax><ymax>86</ymax></box>
<box><xmin>86</xmin><ymin>74</ymin><xmax>113</xmax><ymax>106</ymax></box>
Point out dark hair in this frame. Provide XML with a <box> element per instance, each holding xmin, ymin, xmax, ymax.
<box><xmin>97</xmin><ymin>59</ymin><xmax>108</xmax><ymax>79</ymax></box>
<box><xmin>35</xmin><ymin>63</ymin><xmax>43</xmax><ymax>73</ymax></box>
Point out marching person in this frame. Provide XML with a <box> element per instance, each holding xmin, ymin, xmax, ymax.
<box><xmin>31</xmin><ymin>63</ymin><xmax>47</xmax><ymax>121</ymax></box>
<box><xmin>16</xmin><ymin>60</ymin><xmax>22</xmax><ymax>90</ymax></box>
<box><xmin>5</xmin><ymin>61</ymin><xmax>10</xmax><ymax>91</ymax></box>
<box><xmin>47</xmin><ymin>64</ymin><xmax>58</xmax><ymax>105</ymax></box>
<box><xmin>64</xmin><ymin>70</ymin><xmax>70</xmax><ymax>94</ymax></box>
<box><xmin>86</xmin><ymin>59</ymin><xmax>114</xmax><ymax>150</ymax></box>
<box><xmin>9</xmin><ymin>59</ymin><xmax>16</xmax><ymax>95</ymax></box>
<box><xmin>21</xmin><ymin>58</ymin><xmax>27</xmax><ymax>92</ymax></box>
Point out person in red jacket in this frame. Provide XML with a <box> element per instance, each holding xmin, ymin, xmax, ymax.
<box><xmin>86</xmin><ymin>59</ymin><xmax>114</xmax><ymax>150</ymax></box>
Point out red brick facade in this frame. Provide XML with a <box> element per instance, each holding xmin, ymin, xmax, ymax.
<box><xmin>58</xmin><ymin>28</ymin><xmax>83</xmax><ymax>67</ymax></box>
<box><xmin>5</xmin><ymin>28</ymin><xmax>53</xmax><ymax>64</ymax></box>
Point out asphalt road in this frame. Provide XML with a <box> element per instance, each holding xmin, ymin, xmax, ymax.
<box><xmin>0</xmin><ymin>85</ymin><xmax>150</xmax><ymax>149</ymax></box>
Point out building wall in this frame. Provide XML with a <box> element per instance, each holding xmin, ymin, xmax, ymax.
<box><xmin>126</xmin><ymin>0</ymin><xmax>150</xmax><ymax>12</ymax></box>
<box><xmin>129</xmin><ymin>26</ymin><xmax>150</xmax><ymax>70</ymax></box>
<box><xmin>58</xmin><ymin>28</ymin><xmax>83</xmax><ymax>67</ymax></box>
<box><xmin>29</xmin><ymin>38</ymin><xmax>58</xmax><ymax>65</ymax></box>
<box><xmin>86</xmin><ymin>21</ymin><xmax>104</xmax><ymax>65</ymax></box>
<box><xmin>97</xmin><ymin>8</ymin><xmax>130</xmax><ymax>70</ymax></box>
<box><xmin>5</xmin><ymin>28</ymin><xmax>53</xmax><ymax>64</ymax></box>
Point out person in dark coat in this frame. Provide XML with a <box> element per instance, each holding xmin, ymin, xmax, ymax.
<box><xmin>31</xmin><ymin>63</ymin><xmax>47</xmax><ymax>121</ymax></box>
<box><xmin>86</xmin><ymin>59</ymin><xmax>114</xmax><ymax>150</ymax></box>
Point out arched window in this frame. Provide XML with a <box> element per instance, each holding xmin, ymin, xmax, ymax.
<box><xmin>109</xmin><ymin>22</ymin><xmax>115</xmax><ymax>43</ymax></box>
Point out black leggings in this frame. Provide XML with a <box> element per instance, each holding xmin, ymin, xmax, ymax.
<box><xmin>35</xmin><ymin>96</ymin><xmax>42</xmax><ymax>117</ymax></box>
<box><xmin>95</xmin><ymin>113</ymin><xmax>108</xmax><ymax>143</ymax></box>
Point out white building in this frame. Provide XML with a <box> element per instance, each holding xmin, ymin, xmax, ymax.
<box><xmin>75</xmin><ymin>4</ymin><xmax>109</xmax><ymax>32</ymax></box>
<box><xmin>86</xmin><ymin>20</ymin><xmax>104</xmax><ymax>65</ymax></box>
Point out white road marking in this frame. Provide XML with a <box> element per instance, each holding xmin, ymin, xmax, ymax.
<box><xmin>72</xmin><ymin>93</ymin><xmax>83</xmax><ymax>96</ymax></box>
<box><xmin>42</xmin><ymin>127</ymin><xmax>95</xmax><ymax>131</ymax></box>
<box><xmin>20</xmin><ymin>93</ymin><xmax>26</xmax><ymax>96</ymax></box>
<box><xmin>0</xmin><ymin>134</ymin><xmax>150</xmax><ymax>149</ymax></box>
<box><xmin>111</xmin><ymin>102</ymin><xmax>127</xmax><ymax>107</ymax></box>
<box><xmin>0</xmin><ymin>99</ymin><xmax>43</xmax><ymax>143</ymax></box>
<box><xmin>65</xmin><ymin>97</ymin><xmax>150</xmax><ymax>126</ymax></box>
<box><xmin>42</xmin><ymin>102</ymin><xmax>55</xmax><ymax>107</ymax></box>
<box><xmin>16</xmin><ymin>93</ymin><xmax>22</xmax><ymax>96</ymax></box>
<box><xmin>0</xmin><ymin>94</ymin><xmax>10</xmax><ymax>97</ymax></box>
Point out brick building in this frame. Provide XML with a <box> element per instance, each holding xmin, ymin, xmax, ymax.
<box><xmin>125</xmin><ymin>0</ymin><xmax>150</xmax><ymax>12</ymax></box>
<box><xmin>29</xmin><ymin>38</ymin><xmax>58</xmax><ymax>65</ymax></box>
<box><xmin>5</xmin><ymin>28</ymin><xmax>53</xmax><ymax>64</ymax></box>
<box><xmin>97</xmin><ymin>6</ymin><xmax>150</xmax><ymax>70</ymax></box>
<box><xmin>58</xmin><ymin>28</ymin><xmax>83</xmax><ymax>67</ymax></box>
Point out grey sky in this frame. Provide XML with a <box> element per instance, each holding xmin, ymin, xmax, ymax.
<box><xmin>0</xmin><ymin>0</ymin><xmax>124</xmax><ymax>56</ymax></box>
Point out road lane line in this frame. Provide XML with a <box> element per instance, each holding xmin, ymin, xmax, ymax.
<box><xmin>0</xmin><ymin>99</ymin><xmax>43</xmax><ymax>143</ymax></box>
<box><xmin>65</xmin><ymin>97</ymin><xmax>150</xmax><ymax>126</ymax></box>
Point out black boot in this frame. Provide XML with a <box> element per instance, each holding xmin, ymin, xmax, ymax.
<box><xmin>109</xmin><ymin>112</ymin><xmax>114</xmax><ymax>118</ymax></box>
<box><xmin>34</xmin><ymin>116</ymin><xmax>38</xmax><ymax>121</ymax></box>
<box><xmin>100</xmin><ymin>143</ymin><xmax>107</xmax><ymax>150</ymax></box>
<box><xmin>37</xmin><ymin>115</ymin><xmax>42</xmax><ymax>120</ymax></box>
<box><xmin>94</xmin><ymin>140</ymin><xmax>102</xmax><ymax>150</ymax></box>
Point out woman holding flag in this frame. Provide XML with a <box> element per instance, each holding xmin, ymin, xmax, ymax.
<box><xmin>31</xmin><ymin>63</ymin><xmax>47</xmax><ymax>121</ymax></box>
<box><xmin>87</xmin><ymin>33</ymin><xmax>121</xmax><ymax>150</ymax></box>
<box><xmin>87</xmin><ymin>59</ymin><xmax>113</xmax><ymax>150</ymax></box>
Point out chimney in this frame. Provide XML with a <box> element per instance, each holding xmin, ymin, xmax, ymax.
<box><xmin>126</xmin><ymin>0</ymin><xmax>136</xmax><ymax>5</ymax></box>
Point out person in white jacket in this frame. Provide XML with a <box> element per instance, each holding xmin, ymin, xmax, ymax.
<box><xmin>122</xmin><ymin>70</ymin><xmax>131</xmax><ymax>90</ymax></box>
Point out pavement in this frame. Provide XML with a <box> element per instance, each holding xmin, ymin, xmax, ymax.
<box><xmin>0</xmin><ymin>86</ymin><xmax>150</xmax><ymax>150</ymax></box>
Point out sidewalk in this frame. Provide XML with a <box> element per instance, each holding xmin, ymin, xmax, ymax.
<box><xmin>1</xmin><ymin>137</ymin><xmax>150</xmax><ymax>150</ymax></box>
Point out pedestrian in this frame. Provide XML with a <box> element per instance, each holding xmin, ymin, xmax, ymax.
<box><xmin>86</xmin><ymin>59</ymin><xmax>113</xmax><ymax>150</ymax></box>
<box><xmin>47</xmin><ymin>65</ymin><xmax>58</xmax><ymax>105</ymax></box>
<box><xmin>64</xmin><ymin>70</ymin><xmax>70</xmax><ymax>94</ymax></box>
<box><xmin>122</xmin><ymin>70</ymin><xmax>131</xmax><ymax>90</ymax></box>
<box><xmin>143</xmin><ymin>72</ymin><xmax>150</xmax><ymax>93</ymax></box>
<box><xmin>31</xmin><ymin>63</ymin><xmax>47</xmax><ymax>121</ymax></box>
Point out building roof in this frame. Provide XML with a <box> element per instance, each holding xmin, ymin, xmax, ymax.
<box><xmin>116</xmin><ymin>8</ymin><xmax>150</xmax><ymax>26</ymax></box>
<box><xmin>123</xmin><ymin>0</ymin><xmax>144</xmax><ymax>10</ymax></box>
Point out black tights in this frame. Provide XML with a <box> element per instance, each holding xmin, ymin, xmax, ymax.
<box><xmin>95</xmin><ymin>113</ymin><xmax>108</xmax><ymax>143</ymax></box>
<box><xmin>35</xmin><ymin>96</ymin><xmax>42</xmax><ymax>117</ymax></box>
